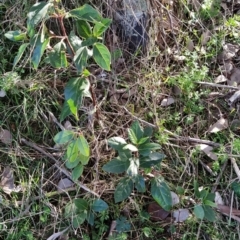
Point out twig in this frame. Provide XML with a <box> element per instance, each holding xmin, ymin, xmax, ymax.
<box><xmin>48</xmin><ymin>111</ymin><xmax>65</xmax><ymax>131</ymax></box>
<box><xmin>230</xmin><ymin>157</ymin><xmax>240</xmax><ymax>181</ymax></box>
<box><xmin>197</xmin><ymin>81</ymin><xmax>239</xmax><ymax>90</ymax></box>
<box><xmin>212</xmin><ymin>159</ymin><xmax>228</xmax><ymax>192</ymax></box>
<box><xmin>20</xmin><ymin>138</ymin><xmax>100</xmax><ymax>197</ymax></box>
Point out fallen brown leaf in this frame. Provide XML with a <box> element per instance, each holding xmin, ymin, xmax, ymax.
<box><xmin>148</xmin><ymin>202</ymin><xmax>170</xmax><ymax>221</ymax></box>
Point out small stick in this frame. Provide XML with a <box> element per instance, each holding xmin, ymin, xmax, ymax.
<box><xmin>230</xmin><ymin>157</ymin><xmax>240</xmax><ymax>181</ymax></box>
<box><xmin>21</xmin><ymin>138</ymin><xmax>100</xmax><ymax>197</ymax></box>
<box><xmin>197</xmin><ymin>81</ymin><xmax>239</xmax><ymax>90</ymax></box>
<box><xmin>212</xmin><ymin>159</ymin><xmax>228</xmax><ymax>192</ymax></box>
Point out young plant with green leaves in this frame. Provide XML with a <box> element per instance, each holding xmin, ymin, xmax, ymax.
<box><xmin>193</xmin><ymin>180</ymin><xmax>216</xmax><ymax>222</ymax></box>
<box><xmin>65</xmin><ymin>198</ymin><xmax>108</xmax><ymax>228</ymax></box>
<box><xmin>4</xmin><ymin>1</ymin><xmax>112</xmax><ymax>181</ymax></box>
<box><xmin>103</xmin><ymin>121</ymin><xmax>172</xmax><ymax>211</ymax></box>
<box><xmin>4</xmin><ymin>0</ymin><xmax>111</xmax><ymax>121</ymax></box>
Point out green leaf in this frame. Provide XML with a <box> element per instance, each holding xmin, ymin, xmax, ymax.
<box><xmin>123</xmin><ymin>144</ymin><xmax>138</xmax><ymax>152</ymax></box>
<box><xmin>126</xmin><ymin>158</ymin><xmax>139</xmax><ymax>176</ymax></box>
<box><xmin>64</xmin><ymin>202</ymin><xmax>77</xmax><ymax>218</ymax></box>
<box><xmin>199</xmin><ymin>189</ymin><xmax>208</xmax><ymax>199</ymax></box>
<box><xmin>114</xmin><ymin>177</ymin><xmax>134</xmax><ymax>203</ymax></box>
<box><xmin>194</xmin><ymin>180</ymin><xmax>201</xmax><ymax>198</ymax></box>
<box><xmin>102</xmin><ymin>158</ymin><xmax>129</xmax><ymax>174</ymax></box>
<box><xmin>86</xmin><ymin>211</ymin><xmax>95</xmax><ymax>226</ymax></box>
<box><xmin>93</xmin><ymin>43</ymin><xmax>111</xmax><ymax>71</ymax></box>
<box><xmin>65</xmin><ymin>158</ymin><xmax>80</xmax><ymax>169</ymax></box>
<box><xmin>194</xmin><ymin>205</ymin><xmax>204</xmax><ymax>219</ymax></box>
<box><xmin>129</xmin><ymin>121</ymin><xmax>143</xmax><ymax>144</ymax></box>
<box><xmin>79</xmin><ymin>154</ymin><xmax>90</xmax><ymax>165</ymax></box>
<box><xmin>203</xmin><ymin>205</ymin><xmax>216</xmax><ymax>222</ymax></box>
<box><xmin>134</xmin><ymin>175</ymin><xmax>146</xmax><ymax>193</ymax></box>
<box><xmin>61</xmin><ymin>77</ymin><xmax>90</xmax><ymax>121</ymax></box>
<box><xmin>68</xmin><ymin>31</ymin><xmax>82</xmax><ymax>53</ymax></box>
<box><xmin>81</xmin><ymin>37</ymin><xmax>98</xmax><ymax>47</ymax></box>
<box><xmin>48</xmin><ymin>42</ymin><xmax>68</xmax><ymax>68</ymax></box>
<box><xmin>60</xmin><ymin>100</ymin><xmax>72</xmax><ymax>122</ymax></box>
<box><xmin>72</xmin><ymin>164</ymin><xmax>83</xmax><ymax>181</ymax></box>
<box><xmin>67</xmin><ymin>140</ymin><xmax>79</xmax><ymax>162</ymax></box>
<box><xmin>64</xmin><ymin>77</ymin><xmax>90</xmax><ymax>101</ymax></box>
<box><xmin>74</xmin><ymin>198</ymin><xmax>88</xmax><ymax>211</ymax></box>
<box><xmin>77</xmin><ymin>135</ymin><xmax>90</xmax><ymax>157</ymax></box>
<box><xmin>73</xmin><ymin>213</ymin><xmax>87</xmax><ymax>228</ymax></box>
<box><xmin>93</xmin><ymin>18</ymin><xmax>111</xmax><ymax>37</ymax></box>
<box><xmin>108</xmin><ymin>137</ymin><xmax>127</xmax><ymax>151</ymax></box>
<box><xmin>203</xmin><ymin>200</ymin><xmax>217</xmax><ymax>208</ymax></box>
<box><xmin>138</xmin><ymin>143</ymin><xmax>161</xmax><ymax>156</ymax></box>
<box><xmin>143</xmin><ymin>126</ymin><xmax>153</xmax><ymax>138</ymax></box>
<box><xmin>27</xmin><ymin>2</ymin><xmax>52</xmax><ymax>28</ymax></box>
<box><xmin>67</xmin><ymin>98</ymin><xmax>78</xmax><ymax>120</ymax></box>
<box><xmin>91</xmin><ymin>199</ymin><xmax>108</xmax><ymax>212</ymax></box>
<box><xmin>4</xmin><ymin>30</ymin><xmax>27</xmax><ymax>41</ymax></box>
<box><xmin>13</xmin><ymin>43</ymin><xmax>29</xmax><ymax>68</ymax></box>
<box><xmin>151</xmin><ymin>177</ymin><xmax>172</xmax><ymax>211</ymax></box>
<box><xmin>76</xmin><ymin>20</ymin><xmax>92</xmax><ymax>38</ymax></box>
<box><xmin>74</xmin><ymin>46</ymin><xmax>89</xmax><ymax>73</ymax></box>
<box><xmin>205</xmin><ymin>192</ymin><xmax>215</xmax><ymax>202</ymax></box>
<box><xmin>137</xmin><ymin>137</ymin><xmax>150</xmax><ymax>145</ymax></box>
<box><xmin>139</xmin><ymin>152</ymin><xmax>165</xmax><ymax>168</ymax></box>
<box><xmin>67</xmin><ymin>4</ymin><xmax>102</xmax><ymax>22</ymax></box>
<box><xmin>54</xmin><ymin>130</ymin><xmax>74</xmax><ymax>144</ymax></box>
<box><xmin>31</xmin><ymin>34</ymin><xmax>49</xmax><ymax>69</ymax></box>
<box><xmin>116</xmin><ymin>216</ymin><xmax>131</xmax><ymax>233</ymax></box>
<box><xmin>231</xmin><ymin>182</ymin><xmax>240</xmax><ymax>197</ymax></box>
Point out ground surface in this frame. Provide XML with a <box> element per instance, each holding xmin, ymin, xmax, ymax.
<box><xmin>1</xmin><ymin>0</ymin><xmax>240</xmax><ymax>239</ymax></box>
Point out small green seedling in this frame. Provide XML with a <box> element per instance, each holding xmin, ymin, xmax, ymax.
<box><xmin>193</xmin><ymin>180</ymin><xmax>216</xmax><ymax>222</ymax></box>
<box><xmin>65</xmin><ymin>198</ymin><xmax>108</xmax><ymax>228</ymax></box>
<box><xmin>103</xmin><ymin>121</ymin><xmax>172</xmax><ymax>211</ymax></box>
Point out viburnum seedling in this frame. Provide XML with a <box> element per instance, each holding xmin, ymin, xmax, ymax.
<box><xmin>103</xmin><ymin>121</ymin><xmax>172</xmax><ymax>211</ymax></box>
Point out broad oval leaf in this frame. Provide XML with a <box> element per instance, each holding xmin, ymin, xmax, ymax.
<box><xmin>77</xmin><ymin>135</ymin><xmax>90</xmax><ymax>157</ymax></box>
<box><xmin>67</xmin><ymin>4</ymin><xmax>102</xmax><ymax>22</ymax></box>
<box><xmin>203</xmin><ymin>205</ymin><xmax>216</xmax><ymax>222</ymax></box>
<box><xmin>93</xmin><ymin>43</ymin><xmax>111</xmax><ymax>71</ymax></box>
<box><xmin>103</xmin><ymin>158</ymin><xmax>129</xmax><ymax>173</ymax></box>
<box><xmin>48</xmin><ymin>42</ymin><xmax>68</xmax><ymax>68</ymax></box>
<box><xmin>54</xmin><ymin>130</ymin><xmax>74</xmax><ymax>144</ymax></box>
<box><xmin>13</xmin><ymin>43</ymin><xmax>29</xmax><ymax>68</ymax></box>
<box><xmin>194</xmin><ymin>204</ymin><xmax>204</xmax><ymax>219</ymax></box>
<box><xmin>68</xmin><ymin>31</ymin><xmax>82</xmax><ymax>53</ymax></box>
<box><xmin>72</xmin><ymin>164</ymin><xmax>83</xmax><ymax>181</ymax></box>
<box><xmin>31</xmin><ymin>34</ymin><xmax>49</xmax><ymax>69</ymax></box>
<box><xmin>67</xmin><ymin>140</ymin><xmax>79</xmax><ymax>162</ymax></box>
<box><xmin>27</xmin><ymin>2</ymin><xmax>52</xmax><ymax>27</ymax></box>
<box><xmin>4</xmin><ymin>30</ymin><xmax>27</xmax><ymax>42</ymax></box>
<box><xmin>114</xmin><ymin>177</ymin><xmax>134</xmax><ymax>203</ymax></box>
<box><xmin>74</xmin><ymin>46</ymin><xmax>89</xmax><ymax>73</ymax></box>
<box><xmin>86</xmin><ymin>211</ymin><xmax>94</xmax><ymax>226</ymax></box>
<box><xmin>74</xmin><ymin>198</ymin><xmax>88</xmax><ymax>211</ymax></box>
<box><xmin>65</xmin><ymin>158</ymin><xmax>80</xmax><ymax>169</ymax></box>
<box><xmin>129</xmin><ymin>121</ymin><xmax>143</xmax><ymax>144</ymax></box>
<box><xmin>108</xmin><ymin>137</ymin><xmax>127</xmax><ymax>151</ymax></box>
<box><xmin>73</xmin><ymin>214</ymin><xmax>87</xmax><ymax>228</ymax></box>
<box><xmin>134</xmin><ymin>175</ymin><xmax>146</xmax><ymax>193</ymax></box>
<box><xmin>93</xmin><ymin>18</ymin><xmax>111</xmax><ymax>37</ymax></box>
<box><xmin>139</xmin><ymin>152</ymin><xmax>165</xmax><ymax>168</ymax></box>
<box><xmin>139</xmin><ymin>143</ymin><xmax>161</xmax><ymax>156</ymax></box>
<box><xmin>123</xmin><ymin>144</ymin><xmax>138</xmax><ymax>152</ymax></box>
<box><xmin>91</xmin><ymin>199</ymin><xmax>108</xmax><ymax>212</ymax></box>
<box><xmin>126</xmin><ymin>158</ymin><xmax>139</xmax><ymax>176</ymax></box>
<box><xmin>151</xmin><ymin>177</ymin><xmax>172</xmax><ymax>211</ymax></box>
<box><xmin>76</xmin><ymin>20</ymin><xmax>92</xmax><ymax>38</ymax></box>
